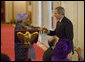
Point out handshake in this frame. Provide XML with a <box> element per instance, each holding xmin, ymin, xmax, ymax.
<box><xmin>38</xmin><ymin>27</ymin><xmax>49</xmax><ymax>33</ymax></box>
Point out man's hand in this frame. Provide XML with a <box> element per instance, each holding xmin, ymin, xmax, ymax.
<box><xmin>54</xmin><ymin>36</ymin><xmax>59</xmax><ymax>42</ymax></box>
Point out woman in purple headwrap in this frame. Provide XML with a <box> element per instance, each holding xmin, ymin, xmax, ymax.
<box><xmin>15</xmin><ymin>13</ymin><xmax>31</xmax><ymax>30</ymax></box>
<box><xmin>15</xmin><ymin>13</ymin><xmax>36</xmax><ymax>61</ymax></box>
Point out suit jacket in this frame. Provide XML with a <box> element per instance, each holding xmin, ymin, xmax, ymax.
<box><xmin>43</xmin><ymin>47</ymin><xmax>53</xmax><ymax>61</ymax></box>
<box><xmin>48</xmin><ymin>16</ymin><xmax>74</xmax><ymax>54</ymax></box>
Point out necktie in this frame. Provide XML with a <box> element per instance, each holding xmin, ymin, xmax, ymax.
<box><xmin>57</xmin><ymin>21</ymin><xmax>60</xmax><ymax>28</ymax></box>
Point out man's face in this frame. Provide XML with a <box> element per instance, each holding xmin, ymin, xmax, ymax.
<box><xmin>54</xmin><ymin>9</ymin><xmax>61</xmax><ymax>20</ymax></box>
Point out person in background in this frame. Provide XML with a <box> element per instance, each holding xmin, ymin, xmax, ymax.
<box><xmin>43</xmin><ymin>36</ymin><xmax>59</xmax><ymax>61</ymax></box>
<box><xmin>40</xmin><ymin>6</ymin><xmax>74</xmax><ymax>54</ymax></box>
<box><xmin>75</xmin><ymin>47</ymin><xmax>84</xmax><ymax>61</ymax></box>
<box><xmin>51</xmin><ymin>37</ymin><xmax>84</xmax><ymax>61</ymax></box>
<box><xmin>51</xmin><ymin>38</ymin><xmax>72</xmax><ymax>61</ymax></box>
<box><xmin>1</xmin><ymin>53</ymin><xmax>10</xmax><ymax>61</ymax></box>
<box><xmin>43</xmin><ymin>36</ymin><xmax>73</xmax><ymax>61</ymax></box>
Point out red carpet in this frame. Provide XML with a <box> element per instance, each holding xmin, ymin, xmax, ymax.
<box><xmin>1</xmin><ymin>24</ymin><xmax>46</xmax><ymax>61</ymax></box>
<box><xmin>32</xmin><ymin>43</ymin><xmax>45</xmax><ymax>61</ymax></box>
<box><xmin>1</xmin><ymin>24</ymin><xmax>15</xmax><ymax>61</ymax></box>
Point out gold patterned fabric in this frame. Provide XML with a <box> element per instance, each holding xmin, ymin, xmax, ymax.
<box><xmin>17</xmin><ymin>31</ymin><xmax>38</xmax><ymax>48</ymax></box>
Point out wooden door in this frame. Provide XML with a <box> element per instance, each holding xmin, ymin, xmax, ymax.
<box><xmin>1</xmin><ymin>1</ymin><xmax>5</xmax><ymax>23</ymax></box>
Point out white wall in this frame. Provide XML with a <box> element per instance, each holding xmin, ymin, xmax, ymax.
<box><xmin>5</xmin><ymin>1</ymin><xmax>12</xmax><ymax>22</ymax></box>
<box><xmin>32</xmin><ymin>1</ymin><xmax>41</xmax><ymax>27</ymax></box>
<box><xmin>5</xmin><ymin>1</ymin><xmax>27</xmax><ymax>22</ymax></box>
<box><xmin>78</xmin><ymin>1</ymin><xmax>84</xmax><ymax>58</ymax></box>
<box><xmin>14</xmin><ymin>1</ymin><xmax>27</xmax><ymax>20</ymax></box>
<box><xmin>41</xmin><ymin>1</ymin><xmax>52</xmax><ymax>30</ymax></box>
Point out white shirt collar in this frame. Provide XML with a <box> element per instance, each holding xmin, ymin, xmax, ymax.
<box><xmin>59</xmin><ymin>16</ymin><xmax>64</xmax><ymax>22</ymax></box>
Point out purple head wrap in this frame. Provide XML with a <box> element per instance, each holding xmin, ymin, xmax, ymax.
<box><xmin>53</xmin><ymin>39</ymin><xmax>72</xmax><ymax>59</ymax></box>
<box><xmin>16</xmin><ymin>13</ymin><xmax>28</xmax><ymax>23</ymax></box>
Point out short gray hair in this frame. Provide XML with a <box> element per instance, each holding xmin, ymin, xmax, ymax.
<box><xmin>55</xmin><ymin>6</ymin><xmax>65</xmax><ymax>15</ymax></box>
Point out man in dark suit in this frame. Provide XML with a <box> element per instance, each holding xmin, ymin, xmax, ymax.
<box><xmin>40</xmin><ymin>6</ymin><xmax>74</xmax><ymax>54</ymax></box>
